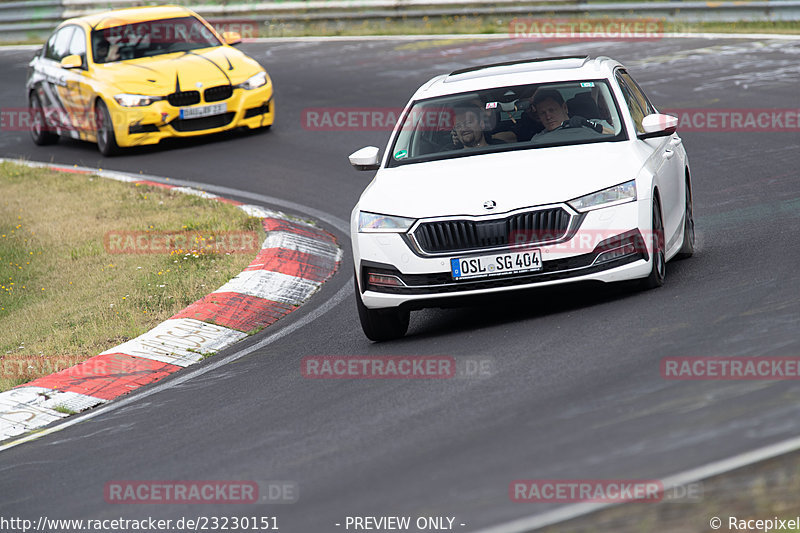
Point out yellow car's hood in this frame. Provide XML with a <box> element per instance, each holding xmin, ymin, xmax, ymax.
<box><xmin>94</xmin><ymin>46</ymin><xmax>263</xmax><ymax>95</ymax></box>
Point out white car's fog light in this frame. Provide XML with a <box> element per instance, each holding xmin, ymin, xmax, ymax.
<box><xmin>595</xmin><ymin>242</ymin><xmax>637</xmax><ymax>264</ymax></box>
<box><xmin>367</xmin><ymin>273</ymin><xmax>406</xmax><ymax>287</ymax></box>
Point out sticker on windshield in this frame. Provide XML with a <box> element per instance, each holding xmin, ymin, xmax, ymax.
<box><xmin>394</xmin><ymin>149</ymin><xmax>408</xmax><ymax>160</ymax></box>
<box><xmin>485</xmin><ymin>102</ymin><xmax>498</xmax><ymax>109</ymax></box>
<box><xmin>580</xmin><ymin>82</ymin><xmax>595</xmax><ymax>88</ymax></box>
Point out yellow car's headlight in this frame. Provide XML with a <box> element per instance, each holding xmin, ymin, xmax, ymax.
<box><xmin>114</xmin><ymin>94</ymin><xmax>163</xmax><ymax>107</ymax></box>
<box><xmin>236</xmin><ymin>71</ymin><xmax>267</xmax><ymax>90</ymax></box>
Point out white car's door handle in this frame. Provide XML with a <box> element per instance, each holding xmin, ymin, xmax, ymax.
<box><xmin>671</xmin><ymin>137</ymin><xmax>683</xmax><ymax>146</ymax></box>
<box><xmin>663</xmin><ymin>149</ymin><xmax>675</xmax><ymax>159</ymax></box>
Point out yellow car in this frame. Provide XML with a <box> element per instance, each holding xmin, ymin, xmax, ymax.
<box><xmin>27</xmin><ymin>5</ymin><xmax>274</xmax><ymax>155</ymax></box>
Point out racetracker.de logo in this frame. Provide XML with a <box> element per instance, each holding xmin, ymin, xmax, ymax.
<box><xmin>509</xmin><ymin>18</ymin><xmax>664</xmax><ymax>41</ymax></box>
<box><xmin>206</xmin><ymin>19</ymin><xmax>259</xmax><ymax>39</ymax></box>
<box><xmin>104</xmin><ymin>481</ymin><xmax>298</xmax><ymax>504</ymax></box>
<box><xmin>301</xmin><ymin>107</ymin><xmax>454</xmax><ymax>131</ymax></box>
<box><xmin>1</xmin><ymin>355</ymin><xmax>85</xmax><ymax>379</ymax></box>
<box><xmin>661</xmin><ymin>357</ymin><xmax>800</xmax><ymax>380</ymax></box>
<box><xmin>301</xmin><ymin>356</ymin><xmax>457</xmax><ymax>379</ymax></box>
<box><xmin>105</xmin><ymin>481</ymin><xmax>258</xmax><ymax>504</ymax></box>
<box><xmin>662</xmin><ymin>108</ymin><xmax>800</xmax><ymax>132</ymax></box>
<box><xmin>510</xmin><ymin>480</ymin><xmax>664</xmax><ymax>503</ymax></box>
<box><xmin>103</xmin><ymin>230</ymin><xmax>259</xmax><ymax>255</ymax></box>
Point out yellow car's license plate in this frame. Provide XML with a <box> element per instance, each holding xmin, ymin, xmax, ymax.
<box><xmin>179</xmin><ymin>103</ymin><xmax>227</xmax><ymax>119</ymax></box>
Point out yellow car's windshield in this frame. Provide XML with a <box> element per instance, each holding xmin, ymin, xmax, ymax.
<box><xmin>91</xmin><ymin>16</ymin><xmax>221</xmax><ymax>64</ymax></box>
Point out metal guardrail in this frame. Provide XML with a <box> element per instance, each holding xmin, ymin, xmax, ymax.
<box><xmin>1</xmin><ymin>0</ymin><xmax>799</xmax><ymax>41</ymax></box>
<box><xmin>0</xmin><ymin>1</ymin><xmax>63</xmax><ymax>40</ymax></box>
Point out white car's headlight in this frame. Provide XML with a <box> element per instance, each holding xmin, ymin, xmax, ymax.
<box><xmin>236</xmin><ymin>71</ymin><xmax>267</xmax><ymax>90</ymax></box>
<box><xmin>568</xmin><ymin>180</ymin><xmax>637</xmax><ymax>212</ymax></box>
<box><xmin>113</xmin><ymin>94</ymin><xmax>163</xmax><ymax>107</ymax></box>
<box><xmin>358</xmin><ymin>212</ymin><xmax>415</xmax><ymax>233</ymax></box>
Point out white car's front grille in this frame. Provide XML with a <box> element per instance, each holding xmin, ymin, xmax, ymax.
<box><xmin>412</xmin><ymin>207</ymin><xmax>571</xmax><ymax>254</ymax></box>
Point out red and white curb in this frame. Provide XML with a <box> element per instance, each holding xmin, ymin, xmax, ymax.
<box><xmin>0</xmin><ymin>159</ymin><xmax>342</xmax><ymax>442</ymax></box>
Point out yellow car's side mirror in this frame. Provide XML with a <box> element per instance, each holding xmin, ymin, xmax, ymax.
<box><xmin>223</xmin><ymin>32</ymin><xmax>242</xmax><ymax>46</ymax></box>
<box><xmin>60</xmin><ymin>54</ymin><xmax>83</xmax><ymax>69</ymax></box>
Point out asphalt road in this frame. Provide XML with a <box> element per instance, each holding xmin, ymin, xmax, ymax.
<box><xmin>1</xmin><ymin>36</ymin><xmax>799</xmax><ymax>532</ymax></box>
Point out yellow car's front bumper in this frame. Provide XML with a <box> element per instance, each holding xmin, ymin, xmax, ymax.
<box><xmin>106</xmin><ymin>83</ymin><xmax>274</xmax><ymax>148</ymax></box>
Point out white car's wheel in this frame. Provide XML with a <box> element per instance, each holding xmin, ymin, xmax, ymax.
<box><xmin>676</xmin><ymin>178</ymin><xmax>695</xmax><ymax>259</ymax></box>
<box><xmin>355</xmin><ymin>276</ymin><xmax>409</xmax><ymax>342</ymax></box>
<box><xmin>640</xmin><ymin>197</ymin><xmax>666</xmax><ymax>289</ymax></box>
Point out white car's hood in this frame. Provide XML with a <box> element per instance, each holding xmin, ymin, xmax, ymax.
<box><xmin>359</xmin><ymin>142</ymin><xmax>646</xmax><ymax>219</ymax></box>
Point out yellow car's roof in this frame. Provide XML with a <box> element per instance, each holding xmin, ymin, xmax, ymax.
<box><xmin>68</xmin><ymin>5</ymin><xmax>196</xmax><ymax>30</ymax></box>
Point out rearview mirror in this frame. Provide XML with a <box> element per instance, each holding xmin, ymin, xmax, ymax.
<box><xmin>60</xmin><ymin>54</ymin><xmax>82</xmax><ymax>69</ymax></box>
<box><xmin>639</xmin><ymin>113</ymin><xmax>678</xmax><ymax>139</ymax></box>
<box><xmin>223</xmin><ymin>32</ymin><xmax>242</xmax><ymax>45</ymax></box>
<box><xmin>349</xmin><ymin>146</ymin><xmax>381</xmax><ymax>171</ymax></box>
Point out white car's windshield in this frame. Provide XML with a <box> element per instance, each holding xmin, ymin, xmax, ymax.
<box><xmin>91</xmin><ymin>16</ymin><xmax>221</xmax><ymax>64</ymax></box>
<box><xmin>388</xmin><ymin>80</ymin><xmax>626</xmax><ymax>167</ymax></box>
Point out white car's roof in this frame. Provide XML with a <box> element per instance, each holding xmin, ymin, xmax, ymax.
<box><xmin>412</xmin><ymin>56</ymin><xmax>624</xmax><ymax>101</ymax></box>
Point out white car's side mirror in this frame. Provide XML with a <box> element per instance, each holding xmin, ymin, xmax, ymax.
<box><xmin>349</xmin><ymin>146</ymin><xmax>381</xmax><ymax>171</ymax></box>
<box><xmin>639</xmin><ymin>114</ymin><xmax>678</xmax><ymax>139</ymax></box>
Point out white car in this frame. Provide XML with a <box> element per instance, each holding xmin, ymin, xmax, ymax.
<box><xmin>349</xmin><ymin>56</ymin><xmax>694</xmax><ymax>341</ymax></box>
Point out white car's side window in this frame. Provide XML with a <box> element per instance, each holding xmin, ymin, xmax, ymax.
<box><xmin>616</xmin><ymin>73</ymin><xmax>647</xmax><ymax>134</ymax></box>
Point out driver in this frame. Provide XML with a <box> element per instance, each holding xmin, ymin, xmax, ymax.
<box><xmin>531</xmin><ymin>89</ymin><xmax>603</xmax><ymax>138</ymax></box>
<box><xmin>94</xmin><ymin>37</ymin><xmax>120</xmax><ymax>62</ymax></box>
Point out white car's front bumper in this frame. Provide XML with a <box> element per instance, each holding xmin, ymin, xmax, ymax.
<box><xmin>353</xmin><ymin>198</ymin><xmax>654</xmax><ymax>310</ymax></box>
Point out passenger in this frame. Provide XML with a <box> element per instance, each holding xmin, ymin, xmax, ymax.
<box><xmin>452</xmin><ymin>105</ymin><xmax>505</xmax><ymax>149</ymax></box>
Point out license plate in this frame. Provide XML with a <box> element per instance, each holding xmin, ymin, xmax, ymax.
<box><xmin>179</xmin><ymin>103</ymin><xmax>227</xmax><ymax>119</ymax></box>
<box><xmin>451</xmin><ymin>250</ymin><xmax>542</xmax><ymax>280</ymax></box>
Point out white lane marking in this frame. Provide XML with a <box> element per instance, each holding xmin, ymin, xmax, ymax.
<box><xmin>0</xmin><ymin>388</ymin><xmax>68</xmax><ymax>441</ymax></box>
<box><xmin>240</xmin><ymin>204</ymin><xmax>285</xmax><ymax>218</ymax></box>
<box><xmin>171</xmin><ymin>186</ymin><xmax>220</xmax><ymax>199</ymax></box>
<box><xmin>262</xmin><ymin>231</ymin><xmax>340</xmax><ymax>257</ymax></box>
<box><xmin>214</xmin><ymin>269</ymin><xmax>322</xmax><ymax>305</ymax></box>
<box><xmin>0</xmin><ymin>278</ymin><xmax>353</xmax><ymax>452</ymax></box>
<box><xmin>471</xmin><ymin>436</ymin><xmax>800</xmax><ymax>532</ymax></box>
<box><xmin>0</xmin><ymin>163</ymin><xmax>350</xmax><ymax>452</ymax></box>
<box><xmin>101</xmin><ymin>319</ymin><xmax>248</xmax><ymax>368</ymax></box>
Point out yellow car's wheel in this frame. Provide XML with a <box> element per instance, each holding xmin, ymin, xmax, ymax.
<box><xmin>30</xmin><ymin>93</ymin><xmax>59</xmax><ymax>146</ymax></box>
<box><xmin>95</xmin><ymin>100</ymin><xmax>119</xmax><ymax>156</ymax></box>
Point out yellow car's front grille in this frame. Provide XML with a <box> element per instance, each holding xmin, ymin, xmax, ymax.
<box><xmin>167</xmin><ymin>91</ymin><xmax>200</xmax><ymax>107</ymax></box>
<box><xmin>204</xmin><ymin>85</ymin><xmax>233</xmax><ymax>103</ymax></box>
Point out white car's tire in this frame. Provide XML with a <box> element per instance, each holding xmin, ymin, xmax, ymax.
<box><xmin>676</xmin><ymin>179</ymin><xmax>695</xmax><ymax>259</ymax></box>
<box><xmin>355</xmin><ymin>277</ymin><xmax>409</xmax><ymax>342</ymax></box>
<box><xmin>639</xmin><ymin>197</ymin><xmax>666</xmax><ymax>290</ymax></box>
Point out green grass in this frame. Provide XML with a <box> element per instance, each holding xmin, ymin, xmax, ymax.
<box><xmin>0</xmin><ymin>162</ymin><xmax>264</xmax><ymax>391</ymax></box>
<box><xmin>538</xmin><ymin>450</ymin><xmax>800</xmax><ymax>532</ymax></box>
<box><xmin>1</xmin><ymin>16</ymin><xmax>798</xmax><ymax>45</ymax></box>
<box><xmin>257</xmin><ymin>16</ymin><xmax>800</xmax><ymax>38</ymax></box>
